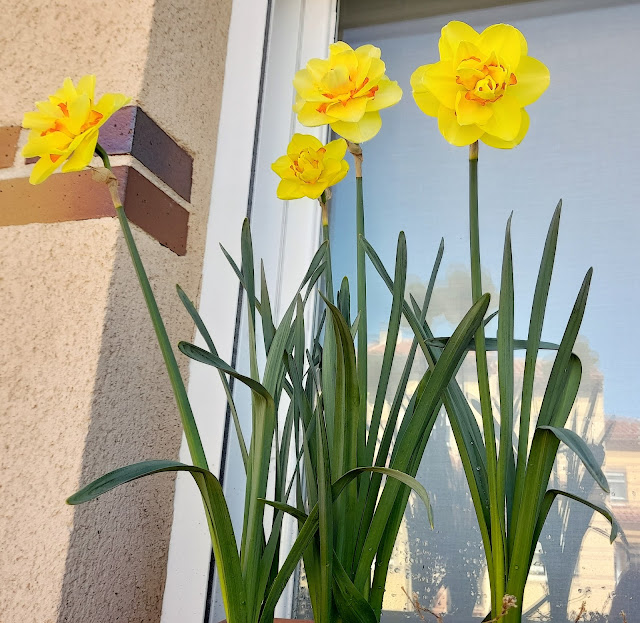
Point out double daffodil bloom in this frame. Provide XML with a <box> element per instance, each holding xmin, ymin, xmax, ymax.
<box><xmin>411</xmin><ymin>21</ymin><xmax>549</xmax><ymax>148</ymax></box>
<box><xmin>271</xmin><ymin>134</ymin><xmax>349</xmax><ymax>200</ymax></box>
<box><xmin>293</xmin><ymin>42</ymin><xmax>402</xmax><ymax>143</ymax></box>
<box><xmin>22</xmin><ymin>75</ymin><xmax>130</xmax><ymax>184</ymax></box>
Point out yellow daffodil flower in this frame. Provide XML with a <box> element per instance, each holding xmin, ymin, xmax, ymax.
<box><xmin>293</xmin><ymin>42</ymin><xmax>402</xmax><ymax>144</ymax></box>
<box><xmin>22</xmin><ymin>75</ymin><xmax>130</xmax><ymax>184</ymax></box>
<box><xmin>411</xmin><ymin>21</ymin><xmax>549</xmax><ymax>148</ymax></box>
<box><xmin>271</xmin><ymin>134</ymin><xmax>349</xmax><ymax>200</ymax></box>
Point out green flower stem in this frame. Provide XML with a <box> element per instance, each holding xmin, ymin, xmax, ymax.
<box><xmin>469</xmin><ymin>141</ymin><xmax>504</xmax><ymax>616</ymax></box>
<box><xmin>95</xmin><ymin>143</ymin><xmax>208</xmax><ymax>470</ymax></box>
<box><xmin>320</xmin><ymin>191</ymin><xmax>333</xmax><ymax>303</ymax></box>
<box><xmin>350</xmin><ymin>144</ymin><xmax>368</xmax><ymax>437</ymax></box>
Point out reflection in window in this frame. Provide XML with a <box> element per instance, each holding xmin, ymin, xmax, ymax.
<box><xmin>321</xmin><ymin>1</ymin><xmax>640</xmax><ymax>622</ymax></box>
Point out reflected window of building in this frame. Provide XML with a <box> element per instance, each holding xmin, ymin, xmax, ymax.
<box><xmin>606</xmin><ymin>472</ymin><xmax>628</xmax><ymax>505</ymax></box>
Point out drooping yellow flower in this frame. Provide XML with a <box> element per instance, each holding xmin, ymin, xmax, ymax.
<box><xmin>271</xmin><ymin>134</ymin><xmax>349</xmax><ymax>200</ymax></box>
<box><xmin>293</xmin><ymin>42</ymin><xmax>402</xmax><ymax>144</ymax></box>
<box><xmin>411</xmin><ymin>22</ymin><xmax>549</xmax><ymax>148</ymax></box>
<box><xmin>22</xmin><ymin>75</ymin><xmax>130</xmax><ymax>184</ymax></box>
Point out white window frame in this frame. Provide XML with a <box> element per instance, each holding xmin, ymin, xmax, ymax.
<box><xmin>161</xmin><ymin>0</ymin><xmax>639</xmax><ymax>621</ymax></box>
<box><xmin>160</xmin><ymin>1</ymin><xmax>337</xmax><ymax>622</ymax></box>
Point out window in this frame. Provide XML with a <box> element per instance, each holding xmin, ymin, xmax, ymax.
<box><xmin>607</xmin><ymin>472</ymin><xmax>628</xmax><ymax>504</ymax></box>
<box><xmin>163</xmin><ymin>1</ymin><xmax>640</xmax><ymax>622</ymax></box>
<box><xmin>328</xmin><ymin>0</ymin><xmax>640</xmax><ymax>621</ymax></box>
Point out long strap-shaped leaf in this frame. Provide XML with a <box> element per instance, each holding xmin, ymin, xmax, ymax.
<box><xmin>259</xmin><ymin>465</ymin><xmax>431</xmax><ymax>623</ymax></box>
<box><xmin>537</xmin><ymin>426</ymin><xmax>609</xmax><ymax>493</ymax></box>
<box><xmin>354</xmin><ymin>239</ymin><xmax>443</xmax><ymax>571</ymax></box>
<box><xmin>506</xmin><ymin>354</ymin><xmax>582</xmax><ymax>617</ymax></box>
<box><xmin>497</xmin><ymin>215</ymin><xmax>514</xmax><ymax>557</ymax></box>
<box><xmin>68</xmin><ymin>460</ymin><xmax>246</xmax><ymax>623</ymax></box>
<box><xmin>353</xmin><ymin>291</ymin><xmax>490</xmax><ymax>592</ymax></box>
<box><xmin>533</xmin><ymin>489</ymin><xmax>619</xmax><ymax>548</ymax></box>
<box><xmin>511</xmin><ymin>202</ymin><xmax>562</xmax><ymax>541</ymax></box>
<box><xmin>177</xmin><ymin>285</ymin><xmax>248</xmax><ymax>471</ymax></box>
<box><xmin>360</xmin><ymin>234</ymin><xmax>492</xmax><ymax>580</ymax></box>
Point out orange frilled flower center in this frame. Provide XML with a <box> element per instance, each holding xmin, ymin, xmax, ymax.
<box><xmin>455</xmin><ymin>52</ymin><xmax>517</xmax><ymax>106</ymax></box>
<box><xmin>41</xmin><ymin>102</ymin><xmax>104</xmax><ymax>162</ymax></box>
<box><xmin>291</xmin><ymin>147</ymin><xmax>327</xmax><ymax>184</ymax></box>
<box><xmin>316</xmin><ymin>72</ymin><xmax>379</xmax><ymax>114</ymax></box>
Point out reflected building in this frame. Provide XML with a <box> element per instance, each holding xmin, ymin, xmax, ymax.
<box><xmin>366</xmin><ymin>333</ymin><xmax>640</xmax><ymax>623</ymax></box>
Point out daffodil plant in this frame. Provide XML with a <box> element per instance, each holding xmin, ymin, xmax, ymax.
<box><xmin>398</xmin><ymin>21</ymin><xmax>619</xmax><ymax>623</ymax></box>
<box><xmin>25</xmin><ymin>18</ymin><xmax>619</xmax><ymax>623</ymax></box>
<box><xmin>24</xmin><ymin>73</ymin><xmax>483</xmax><ymax>623</ymax></box>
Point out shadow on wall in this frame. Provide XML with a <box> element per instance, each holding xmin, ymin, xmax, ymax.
<box><xmin>55</xmin><ymin>231</ymin><xmax>186</xmax><ymax>623</ymax></box>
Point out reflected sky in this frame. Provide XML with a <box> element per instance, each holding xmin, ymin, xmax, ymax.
<box><xmin>330</xmin><ymin>2</ymin><xmax>640</xmax><ymax>420</ymax></box>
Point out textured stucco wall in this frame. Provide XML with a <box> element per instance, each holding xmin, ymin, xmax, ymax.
<box><xmin>0</xmin><ymin>0</ymin><xmax>232</xmax><ymax>621</ymax></box>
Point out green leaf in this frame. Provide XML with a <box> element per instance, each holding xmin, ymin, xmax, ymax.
<box><xmin>511</xmin><ymin>202</ymin><xmax>562</xmax><ymax>551</ymax></box>
<box><xmin>354</xmin><ymin>292</ymin><xmax>490</xmax><ymax>591</ymax></box>
<box><xmin>497</xmin><ymin>214</ymin><xmax>514</xmax><ymax>558</ymax></box>
<box><xmin>535</xmin><ymin>489</ymin><xmax>619</xmax><ymax>545</ymax></box>
<box><xmin>260</xmin><ymin>260</ymin><xmax>276</xmax><ymax>354</ymax></box>
<box><xmin>538</xmin><ymin>426</ymin><xmax>609</xmax><ymax>493</ymax></box>
<box><xmin>538</xmin><ymin>268</ymin><xmax>592</xmax><ymax>428</ymax></box>
<box><xmin>333</xmin><ymin>556</ymin><xmax>377</xmax><ymax>623</ymax></box>
<box><xmin>176</xmin><ymin>285</ymin><xmax>248</xmax><ymax>472</ymax></box>
<box><xmin>178</xmin><ymin>342</ymin><xmax>272</xmax><ymax>401</ymax></box>
<box><xmin>426</xmin><ymin>337</ymin><xmax>559</xmax><ymax>351</ymax></box>
<box><xmin>366</xmin><ymin>232</ymin><xmax>407</xmax><ymax>465</ymax></box>
<box><xmin>68</xmin><ymin>460</ymin><xmax>246</xmax><ymax>623</ymax></box>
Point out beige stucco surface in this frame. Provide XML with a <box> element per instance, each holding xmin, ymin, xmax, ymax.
<box><xmin>0</xmin><ymin>0</ymin><xmax>232</xmax><ymax>621</ymax></box>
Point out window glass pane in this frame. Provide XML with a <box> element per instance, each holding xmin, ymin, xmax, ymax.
<box><xmin>329</xmin><ymin>2</ymin><xmax>640</xmax><ymax>621</ymax></box>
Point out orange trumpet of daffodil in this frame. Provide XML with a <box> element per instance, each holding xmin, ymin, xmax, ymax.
<box><xmin>271</xmin><ymin>134</ymin><xmax>349</xmax><ymax>200</ymax></box>
<box><xmin>293</xmin><ymin>42</ymin><xmax>402</xmax><ymax>144</ymax></box>
<box><xmin>411</xmin><ymin>21</ymin><xmax>549</xmax><ymax>148</ymax></box>
<box><xmin>22</xmin><ymin>75</ymin><xmax>130</xmax><ymax>184</ymax></box>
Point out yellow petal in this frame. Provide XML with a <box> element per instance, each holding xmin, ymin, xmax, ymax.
<box><xmin>36</xmin><ymin>99</ymin><xmax>64</xmax><ymax>118</ymax></box>
<box><xmin>330</xmin><ymin>111</ymin><xmax>382</xmax><ymax>143</ymax></box>
<box><xmin>22</xmin><ymin>132</ymin><xmax>71</xmax><ymax>158</ymax></box>
<box><xmin>288</xmin><ymin>133</ymin><xmax>323</xmax><ymax>155</ymax></box>
<box><xmin>357</xmin><ymin>56</ymin><xmax>385</xmax><ymax>88</ymax></box>
<box><xmin>439</xmin><ymin>21</ymin><xmax>480</xmax><ymax>60</ymax></box>
<box><xmin>413</xmin><ymin>89</ymin><xmax>440</xmax><ymax>117</ymax></box>
<box><xmin>328</xmin><ymin>159</ymin><xmax>349</xmax><ymax>186</ymax></box>
<box><xmin>510</xmin><ymin>55</ymin><xmax>550</xmax><ymax>106</ymax></box>
<box><xmin>365</xmin><ymin>78</ymin><xmax>402</xmax><ymax>111</ymax></box>
<box><xmin>302</xmin><ymin>182</ymin><xmax>328</xmax><ymax>200</ymax></box>
<box><xmin>437</xmin><ymin>105</ymin><xmax>484</xmax><ymax>146</ymax></box>
<box><xmin>61</xmin><ymin>128</ymin><xmax>99</xmax><ymax>172</ymax></box>
<box><xmin>22</xmin><ymin>111</ymin><xmax>55</xmax><ymax>131</ymax></box>
<box><xmin>478</xmin><ymin>24</ymin><xmax>522</xmax><ymax>69</ymax></box>
<box><xmin>423</xmin><ymin>60</ymin><xmax>460</xmax><ymax>109</ymax></box>
<box><xmin>329</xmin><ymin>41</ymin><xmax>353</xmax><ymax>57</ymax></box>
<box><xmin>67</xmin><ymin>94</ymin><xmax>91</xmax><ymax>134</ymax></box>
<box><xmin>277</xmin><ymin>179</ymin><xmax>306</xmax><ymax>200</ymax></box>
<box><xmin>57</xmin><ymin>77</ymin><xmax>77</xmax><ymax>103</ymax></box>
<box><xmin>453</xmin><ymin>40</ymin><xmax>485</xmax><ymax>70</ymax></box>
<box><xmin>455</xmin><ymin>92</ymin><xmax>493</xmax><ymax>126</ymax></box>
<box><xmin>306</xmin><ymin>58</ymin><xmax>331</xmax><ymax>82</ymax></box>
<box><xmin>296</xmin><ymin>101</ymin><xmax>330</xmax><ymax>127</ymax></box>
<box><xmin>480</xmin><ymin>109</ymin><xmax>529</xmax><ymax>149</ymax></box>
<box><xmin>29</xmin><ymin>154</ymin><xmax>65</xmax><ymax>185</ymax></box>
<box><xmin>322</xmin><ymin>138</ymin><xmax>348</xmax><ymax>161</ymax></box>
<box><xmin>76</xmin><ymin>75</ymin><xmax>96</xmax><ymax>101</ymax></box>
<box><xmin>321</xmin><ymin>63</ymin><xmax>351</xmax><ymax>93</ymax></box>
<box><xmin>271</xmin><ymin>155</ymin><xmax>296</xmax><ymax>179</ymax></box>
<box><xmin>478</xmin><ymin>93</ymin><xmax>522</xmax><ymax>141</ymax></box>
<box><xmin>94</xmin><ymin>93</ymin><xmax>130</xmax><ymax>120</ymax></box>
<box><xmin>326</xmin><ymin>96</ymin><xmax>368</xmax><ymax>122</ymax></box>
<box><xmin>354</xmin><ymin>43</ymin><xmax>381</xmax><ymax>60</ymax></box>
<box><xmin>293</xmin><ymin>69</ymin><xmax>323</xmax><ymax>101</ymax></box>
